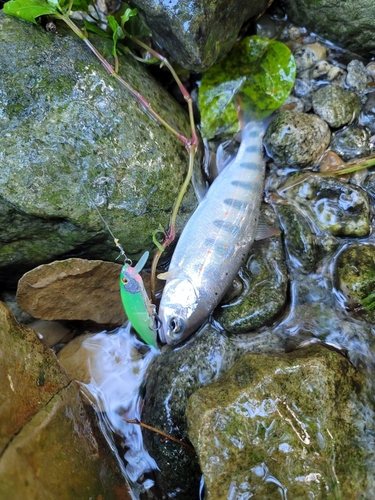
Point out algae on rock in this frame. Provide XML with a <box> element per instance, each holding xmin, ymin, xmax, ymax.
<box><xmin>187</xmin><ymin>344</ymin><xmax>375</xmax><ymax>499</ymax></box>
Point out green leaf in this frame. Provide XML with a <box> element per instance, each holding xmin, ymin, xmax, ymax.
<box><xmin>361</xmin><ymin>291</ymin><xmax>375</xmax><ymax>311</ymax></box>
<box><xmin>107</xmin><ymin>15</ymin><xmax>125</xmax><ymax>55</ymax></box>
<box><xmin>120</xmin><ymin>7</ymin><xmax>138</xmax><ymax>26</ymax></box>
<box><xmin>83</xmin><ymin>19</ymin><xmax>111</xmax><ymax>38</ymax></box>
<box><xmin>3</xmin><ymin>0</ymin><xmax>58</xmax><ymax>24</ymax></box>
<box><xmin>199</xmin><ymin>36</ymin><xmax>296</xmax><ymax>139</ymax></box>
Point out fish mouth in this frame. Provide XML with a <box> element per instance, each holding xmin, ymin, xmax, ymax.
<box><xmin>157</xmin><ymin>315</ymin><xmax>187</xmax><ymax>345</ymax></box>
<box><xmin>157</xmin><ymin>324</ymin><xmax>167</xmax><ymax>344</ymax></box>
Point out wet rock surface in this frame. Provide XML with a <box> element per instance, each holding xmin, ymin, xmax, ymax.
<box><xmin>271</xmin><ymin>198</ymin><xmax>317</xmax><ymax>273</ymax></box>
<box><xmin>186</xmin><ymin>344</ymin><xmax>375</xmax><ymax>499</ymax></box>
<box><xmin>0</xmin><ymin>301</ymin><xmax>131</xmax><ymax>499</ymax></box>
<box><xmin>131</xmin><ymin>0</ymin><xmax>269</xmax><ymax>72</ymax></box>
<box><xmin>281</xmin><ymin>175</ymin><xmax>371</xmax><ymax>237</ymax></box>
<box><xmin>284</xmin><ymin>0</ymin><xmax>375</xmax><ymax>55</ymax></box>
<box><xmin>0</xmin><ymin>11</ymin><xmax>197</xmax><ymax>283</ymax></box>
<box><xmin>330</xmin><ymin>124</ymin><xmax>371</xmax><ymax>161</ymax></box>
<box><xmin>263</xmin><ymin>111</ymin><xmax>330</xmax><ymax>168</ymax></box>
<box><xmin>215</xmin><ymin>206</ymin><xmax>288</xmax><ymax>333</ymax></box>
<box><xmin>335</xmin><ymin>244</ymin><xmax>375</xmax><ymax>324</ymax></box>
<box><xmin>141</xmin><ymin>324</ymin><xmax>284</xmax><ymax>498</ymax></box>
<box><xmin>311</xmin><ymin>85</ymin><xmax>361</xmax><ymax>128</ymax></box>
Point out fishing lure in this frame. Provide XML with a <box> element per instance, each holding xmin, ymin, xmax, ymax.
<box><xmin>83</xmin><ymin>185</ymin><xmax>158</xmax><ymax>348</ymax></box>
<box><xmin>120</xmin><ymin>251</ymin><xmax>158</xmax><ymax>349</ymax></box>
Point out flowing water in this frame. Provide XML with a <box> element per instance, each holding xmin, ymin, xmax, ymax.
<box><xmin>75</xmin><ymin>325</ymin><xmax>160</xmax><ymax>498</ymax></box>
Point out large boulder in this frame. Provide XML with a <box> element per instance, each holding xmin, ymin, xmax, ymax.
<box><xmin>0</xmin><ymin>11</ymin><xmax>197</xmax><ymax>284</ymax></box>
<box><xmin>132</xmin><ymin>0</ymin><xmax>270</xmax><ymax>71</ymax></box>
<box><xmin>0</xmin><ymin>301</ymin><xmax>131</xmax><ymax>499</ymax></box>
<box><xmin>284</xmin><ymin>0</ymin><xmax>375</xmax><ymax>55</ymax></box>
<box><xmin>187</xmin><ymin>344</ymin><xmax>375</xmax><ymax>498</ymax></box>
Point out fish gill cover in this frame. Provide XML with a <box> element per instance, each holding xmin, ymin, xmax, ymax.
<box><xmin>199</xmin><ymin>35</ymin><xmax>297</xmax><ymax>139</ymax></box>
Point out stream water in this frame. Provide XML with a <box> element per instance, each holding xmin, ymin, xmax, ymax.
<box><xmin>76</xmin><ymin>325</ymin><xmax>160</xmax><ymax>498</ymax></box>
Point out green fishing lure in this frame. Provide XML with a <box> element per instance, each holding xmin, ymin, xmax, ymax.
<box><xmin>120</xmin><ymin>251</ymin><xmax>158</xmax><ymax>348</ymax></box>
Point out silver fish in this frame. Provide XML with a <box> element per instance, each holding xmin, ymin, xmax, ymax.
<box><xmin>158</xmin><ymin>120</ymin><xmax>266</xmax><ymax>345</ymax></box>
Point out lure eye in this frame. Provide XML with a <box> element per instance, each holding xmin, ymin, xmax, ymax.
<box><xmin>168</xmin><ymin>317</ymin><xmax>185</xmax><ymax>338</ymax></box>
<box><xmin>121</xmin><ymin>277</ymin><xmax>129</xmax><ymax>285</ymax></box>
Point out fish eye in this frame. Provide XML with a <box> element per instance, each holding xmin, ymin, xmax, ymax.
<box><xmin>121</xmin><ymin>277</ymin><xmax>129</xmax><ymax>285</ymax></box>
<box><xmin>168</xmin><ymin>317</ymin><xmax>185</xmax><ymax>337</ymax></box>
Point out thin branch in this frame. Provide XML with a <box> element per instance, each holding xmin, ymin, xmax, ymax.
<box><xmin>123</xmin><ymin>418</ymin><xmax>196</xmax><ymax>453</ymax></box>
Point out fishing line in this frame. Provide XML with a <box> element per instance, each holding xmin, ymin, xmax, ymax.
<box><xmin>80</xmin><ymin>180</ymin><xmax>131</xmax><ymax>265</ymax></box>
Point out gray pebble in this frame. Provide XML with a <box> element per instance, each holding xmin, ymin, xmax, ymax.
<box><xmin>330</xmin><ymin>124</ymin><xmax>372</xmax><ymax>161</ymax></box>
<box><xmin>312</xmin><ymin>84</ymin><xmax>361</xmax><ymax>127</ymax></box>
<box><xmin>346</xmin><ymin>60</ymin><xmax>371</xmax><ymax>93</ymax></box>
<box><xmin>264</xmin><ymin>111</ymin><xmax>331</xmax><ymax>168</ymax></box>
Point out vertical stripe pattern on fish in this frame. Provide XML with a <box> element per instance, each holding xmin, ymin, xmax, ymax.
<box><xmin>158</xmin><ymin>120</ymin><xmax>266</xmax><ymax>345</ymax></box>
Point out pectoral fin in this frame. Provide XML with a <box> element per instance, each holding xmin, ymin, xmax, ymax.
<box><xmin>157</xmin><ymin>267</ymin><xmax>180</xmax><ymax>281</ymax></box>
<box><xmin>255</xmin><ymin>214</ymin><xmax>280</xmax><ymax>240</ymax></box>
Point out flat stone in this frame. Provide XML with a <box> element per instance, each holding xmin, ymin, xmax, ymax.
<box><xmin>16</xmin><ymin>258</ymin><xmax>126</xmax><ymax>325</ymax></box>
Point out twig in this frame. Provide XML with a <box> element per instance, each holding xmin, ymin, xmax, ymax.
<box><xmin>123</xmin><ymin>418</ymin><xmax>196</xmax><ymax>453</ymax></box>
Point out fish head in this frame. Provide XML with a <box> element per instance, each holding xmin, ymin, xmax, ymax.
<box><xmin>158</xmin><ymin>276</ymin><xmax>203</xmax><ymax>345</ymax></box>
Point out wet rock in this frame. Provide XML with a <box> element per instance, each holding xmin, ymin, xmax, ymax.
<box><xmin>263</xmin><ymin>111</ymin><xmax>330</xmax><ymax>168</ymax></box>
<box><xmin>142</xmin><ymin>323</ymin><xmax>284</xmax><ymax>499</ymax></box>
<box><xmin>255</xmin><ymin>13</ymin><xmax>277</xmax><ymax>39</ymax></box>
<box><xmin>29</xmin><ymin>319</ymin><xmax>73</xmax><ymax>347</ymax></box>
<box><xmin>363</xmin><ymin>172</ymin><xmax>375</xmax><ymax>197</ymax></box>
<box><xmin>346</xmin><ymin>59</ymin><xmax>372</xmax><ymax>93</ymax></box>
<box><xmin>0</xmin><ymin>301</ymin><xmax>69</xmax><ymax>453</ymax></box>
<box><xmin>0</xmin><ymin>12</ymin><xmax>197</xmax><ymax>283</ymax></box>
<box><xmin>186</xmin><ymin>344</ymin><xmax>375</xmax><ymax>499</ymax></box>
<box><xmin>330</xmin><ymin>124</ymin><xmax>372</xmax><ymax>161</ymax></box>
<box><xmin>131</xmin><ymin>0</ymin><xmax>269</xmax><ymax>72</ymax></box>
<box><xmin>293</xmin><ymin>77</ymin><xmax>314</xmax><ymax>98</ymax></box>
<box><xmin>16</xmin><ymin>259</ymin><xmax>126</xmax><ymax>326</ymax></box>
<box><xmin>310</xmin><ymin>59</ymin><xmax>331</xmax><ymax>80</ymax></box>
<box><xmin>276</xmin><ymin>272</ymin><xmax>375</xmax><ymax>369</ymax></box>
<box><xmin>326</xmin><ymin>65</ymin><xmax>347</xmax><ymax>85</ymax></box>
<box><xmin>271</xmin><ymin>200</ymin><xmax>317</xmax><ymax>273</ymax></box>
<box><xmin>142</xmin><ymin>325</ymin><xmax>233</xmax><ymax>499</ymax></box>
<box><xmin>293</xmin><ymin>42</ymin><xmax>327</xmax><ymax>72</ymax></box>
<box><xmin>0</xmin><ymin>301</ymin><xmax>130</xmax><ymax>499</ymax></box>
<box><xmin>335</xmin><ymin>244</ymin><xmax>375</xmax><ymax>324</ymax></box>
<box><xmin>284</xmin><ymin>0</ymin><xmax>375</xmax><ymax>56</ymax></box>
<box><xmin>0</xmin><ymin>383</ymin><xmax>131</xmax><ymax>500</ymax></box>
<box><xmin>280</xmin><ymin>94</ymin><xmax>305</xmax><ymax>113</ymax></box>
<box><xmin>215</xmin><ymin>206</ymin><xmax>288</xmax><ymax>333</ymax></box>
<box><xmin>366</xmin><ymin>62</ymin><xmax>375</xmax><ymax>80</ymax></box>
<box><xmin>312</xmin><ymin>84</ymin><xmax>361</xmax><ymax>128</ymax></box>
<box><xmin>282</xmin><ymin>175</ymin><xmax>370</xmax><ymax>237</ymax></box>
<box><xmin>360</xmin><ymin>91</ymin><xmax>375</xmax><ymax>134</ymax></box>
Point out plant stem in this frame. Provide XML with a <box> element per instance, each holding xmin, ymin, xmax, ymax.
<box><xmin>55</xmin><ymin>13</ymin><xmax>190</xmax><ymax>147</ymax></box>
<box><xmin>56</xmin><ymin>12</ymin><xmax>199</xmax><ymax>300</ymax></box>
<box><xmin>150</xmin><ymin>144</ymin><xmax>196</xmax><ymax>302</ymax></box>
<box><xmin>124</xmin><ymin>30</ymin><xmax>199</xmax><ymax>149</ymax></box>
<box><xmin>123</xmin><ymin>418</ymin><xmax>196</xmax><ymax>453</ymax></box>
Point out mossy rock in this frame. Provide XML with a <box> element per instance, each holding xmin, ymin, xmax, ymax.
<box><xmin>0</xmin><ymin>11</ymin><xmax>198</xmax><ymax>282</ymax></box>
<box><xmin>187</xmin><ymin>344</ymin><xmax>375</xmax><ymax>498</ymax></box>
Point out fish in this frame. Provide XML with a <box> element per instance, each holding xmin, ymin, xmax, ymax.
<box><xmin>120</xmin><ymin>251</ymin><xmax>158</xmax><ymax>348</ymax></box>
<box><xmin>158</xmin><ymin>119</ymin><xmax>266</xmax><ymax>345</ymax></box>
